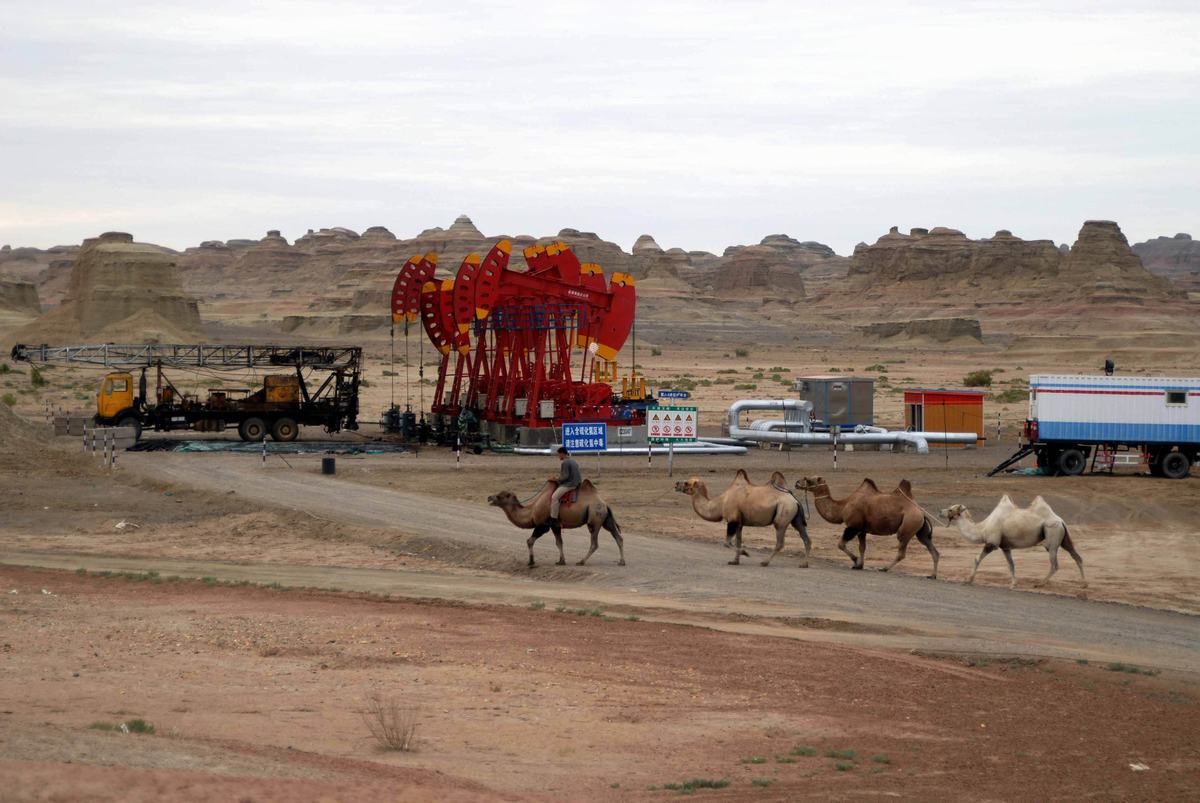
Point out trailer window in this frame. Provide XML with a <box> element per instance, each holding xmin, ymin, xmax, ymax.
<box><xmin>1166</xmin><ymin>391</ymin><xmax>1187</xmax><ymax>406</ymax></box>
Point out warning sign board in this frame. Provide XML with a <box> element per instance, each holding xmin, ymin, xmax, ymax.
<box><xmin>647</xmin><ymin>405</ymin><xmax>697</xmax><ymax>443</ymax></box>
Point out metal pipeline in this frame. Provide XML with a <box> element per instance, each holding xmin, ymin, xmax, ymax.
<box><xmin>512</xmin><ymin>441</ymin><xmax>748</xmax><ymax>456</ymax></box>
<box><xmin>727</xmin><ymin>399</ymin><xmax>978</xmax><ymax>455</ymax></box>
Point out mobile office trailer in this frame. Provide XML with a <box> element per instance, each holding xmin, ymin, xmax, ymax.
<box><xmin>997</xmin><ymin>374</ymin><xmax>1199</xmax><ymax>479</ymax></box>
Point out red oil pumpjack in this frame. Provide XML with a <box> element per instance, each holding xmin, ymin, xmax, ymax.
<box><xmin>390</xmin><ymin>240</ymin><xmax>643</xmax><ymax>432</ymax></box>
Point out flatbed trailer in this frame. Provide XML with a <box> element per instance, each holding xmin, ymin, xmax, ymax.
<box><xmin>990</xmin><ymin>374</ymin><xmax>1199</xmax><ymax>479</ymax></box>
<box><xmin>12</xmin><ymin>343</ymin><xmax>361</xmax><ymax>442</ymax></box>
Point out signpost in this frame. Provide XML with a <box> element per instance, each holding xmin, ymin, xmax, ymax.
<box><xmin>658</xmin><ymin>390</ymin><xmax>691</xmax><ymax>400</ymax></box>
<box><xmin>647</xmin><ymin>405</ymin><xmax>698</xmax><ymax>477</ymax></box>
<box><xmin>562</xmin><ymin>421</ymin><xmax>607</xmax><ymax>477</ymax></box>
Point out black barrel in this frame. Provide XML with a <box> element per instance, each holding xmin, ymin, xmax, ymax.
<box><xmin>321</xmin><ymin>457</ymin><xmax>336</xmax><ymax>475</ymax></box>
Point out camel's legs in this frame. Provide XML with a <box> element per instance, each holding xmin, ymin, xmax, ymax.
<box><xmin>857</xmin><ymin>531</ymin><xmax>867</xmax><ymax>569</ymax></box>
<box><xmin>879</xmin><ymin>532</ymin><xmax>911</xmax><ymax>573</ymax></box>
<box><xmin>838</xmin><ymin>528</ymin><xmax>861</xmax><ymax>568</ymax></box>
<box><xmin>915</xmin><ymin>521</ymin><xmax>940</xmax><ymax>579</ymax></box>
<box><xmin>602</xmin><ymin>513</ymin><xmax>626</xmax><ymax>566</ymax></box>
<box><xmin>1061</xmin><ymin>532</ymin><xmax>1086</xmax><ymax>586</ymax></box>
<box><xmin>1036</xmin><ymin>542</ymin><xmax>1060</xmax><ymax>588</ymax></box>
<box><xmin>1001</xmin><ymin>547</ymin><xmax>1017</xmax><ymax>588</ymax></box>
<box><xmin>968</xmin><ymin>543</ymin><xmax>997</xmax><ymax>583</ymax></box>
<box><xmin>793</xmin><ymin>521</ymin><xmax>811</xmax><ymax>568</ymax></box>
<box><xmin>761</xmin><ymin>522</ymin><xmax>787</xmax><ymax>567</ymax></box>
<box><xmin>552</xmin><ymin>528</ymin><xmax>566</xmax><ymax>566</ymax></box>
<box><xmin>577</xmin><ymin>523</ymin><xmax>600</xmax><ymax>566</ymax></box>
<box><xmin>728</xmin><ymin>522</ymin><xmax>744</xmax><ymax>565</ymax></box>
<box><xmin>527</xmin><ymin>525</ymin><xmax>549</xmax><ymax>568</ymax></box>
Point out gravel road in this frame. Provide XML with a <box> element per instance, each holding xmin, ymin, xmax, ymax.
<box><xmin>38</xmin><ymin>452</ymin><xmax>1189</xmax><ymax>673</ymax></box>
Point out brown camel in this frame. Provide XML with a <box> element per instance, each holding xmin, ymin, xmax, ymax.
<box><xmin>488</xmin><ymin>479</ymin><xmax>625</xmax><ymax>568</ymax></box>
<box><xmin>675</xmin><ymin>469</ymin><xmax>810</xmax><ymax>567</ymax></box>
<box><xmin>796</xmin><ymin>476</ymin><xmax>939</xmax><ymax>577</ymax></box>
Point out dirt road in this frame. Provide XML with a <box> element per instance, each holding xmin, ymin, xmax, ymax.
<box><xmin>39</xmin><ymin>451</ymin><xmax>1181</xmax><ymax>673</ymax></box>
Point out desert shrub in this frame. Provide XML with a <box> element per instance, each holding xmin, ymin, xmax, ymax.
<box><xmin>1</xmin><ymin>393</ymin><xmax>15</xmax><ymax>407</ymax></box>
<box><xmin>651</xmin><ymin>346</ymin><xmax>662</xmax><ymax>356</ymax></box>
<box><xmin>733</xmin><ymin>383</ymin><xmax>758</xmax><ymax>390</ymax></box>
<box><xmin>734</xmin><ymin>348</ymin><xmax>749</xmax><ymax>358</ymax></box>
<box><xmin>361</xmin><ymin>692</ymin><xmax>418</xmax><ymax>751</ymax></box>
<box><xmin>0</xmin><ymin>363</ymin><xmax>10</xmax><ymax>374</ymax></box>
<box><xmin>991</xmin><ymin>387</ymin><xmax>1026</xmax><ymax>403</ymax></box>
<box><xmin>864</xmin><ymin>363</ymin><xmax>887</xmax><ymax>372</ymax></box>
<box><xmin>963</xmin><ymin>370</ymin><xmax>993</xmax><ymax>387</ymax></box>
<box><xmin>30</xmin><ymin>366</ymin><xmax>46</xmax><ymax>387</ymax></box>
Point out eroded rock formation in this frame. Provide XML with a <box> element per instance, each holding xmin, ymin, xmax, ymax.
<box><xmin>859</xmin><ymin>317</ymin><xmax>983</xmax><ymax>343</ymax></box>
<box><xmin>1132</xmin><ymin>233</ymin><xmax>1200</xmax><ymax>292</ymax></box>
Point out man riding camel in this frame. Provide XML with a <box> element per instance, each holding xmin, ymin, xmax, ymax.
<box><xmin>548</xmin><ymin>445</ymin><xmax>582</xmax><ymax>529</ymax></box>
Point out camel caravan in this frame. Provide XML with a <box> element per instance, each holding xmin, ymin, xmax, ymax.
<box><xmin>490</xmin><ymin>468</ymin><xmax>1084</xmax><ymax>591</ymax></box>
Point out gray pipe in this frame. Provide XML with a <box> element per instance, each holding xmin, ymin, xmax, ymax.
<box><xmin>727</xmin><ymin>399</ymin><xmax>978</xmax><ymax>455</ymax></box>
<box><xmin>513</xmin><ymin>441</ymin><xmax>748</xmax><ymax>456</ymax></box>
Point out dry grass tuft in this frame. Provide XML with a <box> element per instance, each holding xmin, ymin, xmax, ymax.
<box><xmin>361</xmin><ymin>692</ymin><xmax>418</xmax><ymax>752</ymax></box>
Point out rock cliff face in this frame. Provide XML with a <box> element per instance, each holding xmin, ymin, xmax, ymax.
<box><xmin>0</xmin><ymin>279</ymin><xmax>40</xmax><ymax>316</ymax></box>
<box><xmin>1132</xmin><ymin>233</ymin><xmax>1200</xmax><ymax>292</ymax></box>
<box><xmin>0</xmin><ymin>244</ymin><xmax>80</xmax><ymax>307</ymax></box>
<box><xmin>11</xmin><ymin>232</ymin><xmax>202</xmax><ymax>342</ymax></box>
<box><xmin>859</xmin><ymin>317</ymin><xmax>983</xmax><ymax>343</ymax></box>
<box><xmin>847</xmin><ymin>221</ymin><xmax>1173</xmax><ymax>301</ymax></box>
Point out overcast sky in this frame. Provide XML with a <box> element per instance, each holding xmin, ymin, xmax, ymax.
<box><xmin>2</xmin><ymin>0</ymin><xmax>1197</xmax><ymax>255</ymax></box>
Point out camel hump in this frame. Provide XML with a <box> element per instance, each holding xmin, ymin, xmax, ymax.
<box><xmin>858</xmin><ymin>478</ymin><xmax>880</xmax><ymax>492</ymax></box>
<box><xmin>578</xmin><ymin>479</ymin><xmax>596</xmax><ymax>492</ymax></box>
<box><xmin>769</xmin><ymin>471</ymin><xmax>786</xmax><ymax>487</ymax></box>
<box><xmin>897</xmin><ymin>479</ymin><xmax>913</xmax><ymax>498</ymax></box>
<box><xmin>733</xmin><ymin>469</ymin><xmax>751</xmax><ymax>483</ymax></box>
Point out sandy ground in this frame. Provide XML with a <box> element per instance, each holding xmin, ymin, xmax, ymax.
<box><xmin>2</xmin><ymin>566</ymin><xmax>1198</xmax><ymax>802</ymax></box>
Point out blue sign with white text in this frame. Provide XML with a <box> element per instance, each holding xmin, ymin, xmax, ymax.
<box><xmin>659</xmin><ymin>390</ymin><xmax>691</xmax><ymax>399</ymax></box>
<box><xmin>562</xmin><ymin>421</ymin><xmax>608</xmax><ymax>452</ymax></box>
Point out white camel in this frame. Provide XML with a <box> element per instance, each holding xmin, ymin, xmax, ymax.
<box><xmin>941</xmin><ymin>495</ymin><xmax>1085</xmax><ymax>589</ymax></box>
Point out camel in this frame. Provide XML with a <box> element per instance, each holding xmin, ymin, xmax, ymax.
<box><xmin>941</xmin><ymin>495</ymin><xmax>1085</xmax><ymax>589</ymax></box>
<box><xmin>488</xmin><ymin>479</ymin><xmax>625</xmax><ymax>568</ymax></box>
<box><xmin>796</xmin><ymin>476</ymin><xmax>939</xmax><ymax>577</ymax></box>
<box><xmin>674</xmin><ymin>469</ymin><xmax>810</xmax><ymax>567</ymax></box>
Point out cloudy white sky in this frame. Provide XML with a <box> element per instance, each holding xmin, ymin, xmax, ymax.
<box><xmin>1</xmin><ymin>0</ymin><xmax>1197</xmax><ymax>254</ymax></box>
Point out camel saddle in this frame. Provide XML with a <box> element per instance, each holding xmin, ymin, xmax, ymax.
<box><xmin>549</xmin><ymin>478</ymin><xmax>593</xmax><ymax>508</ymax></box>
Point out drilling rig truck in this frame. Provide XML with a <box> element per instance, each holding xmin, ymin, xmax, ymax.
<box><xmin>11</xmin><ymin>343</ymin><xmax>361</xmax><ymax>442</ymax></box>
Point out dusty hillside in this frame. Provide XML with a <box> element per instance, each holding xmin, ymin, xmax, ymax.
<box><xmin>1133</xmin><ymin>233</ymin><xmax>1200</xmax><ymax>293</ymax></box>
<box><xmin>8</xmin><ymin>232</ymin><xmax>202</xmax><ymax>344</ymax></box>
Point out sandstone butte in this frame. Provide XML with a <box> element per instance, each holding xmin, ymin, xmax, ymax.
<box><xmin>1132</xmin><ymin>233</ymin><xmax>1200</xmax><ymax>293</ymax></box>
<box><xmin>7</xmin><ymin>232</ymin><xmax>202</xmax><ymax>344</ymax></box>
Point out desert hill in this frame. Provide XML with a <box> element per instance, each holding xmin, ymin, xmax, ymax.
<box><xmin>8</xmin><ymin>232</ymin><xmax>202</xmax><ymax>344</ymax></box>
<box><xmin>1132</xmin><ymin>233</ymin><xmax>1200</xmax><ymax>294</ymax></box>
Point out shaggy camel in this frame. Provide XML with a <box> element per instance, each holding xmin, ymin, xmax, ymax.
<box><xmin>488</xmin><ymin>480</ymin><xmax>625</xmax><ymax>568</ymax></box>
<box><xmin>796</xmin><ymin>476</ymin><xmax>939</xmax><ymax>577</ymax></box>
<box><xmin>942</xmin><ymin>496</ymin><xmax>1085</xmax><ymax>589</ymax></box>
<box><xmin>675</xmin><ymin>469</ymin><xmax>810</xmax><ymax>566</ymax></box>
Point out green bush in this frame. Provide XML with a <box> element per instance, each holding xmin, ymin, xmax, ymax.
<box><xmin>734</xmin><ymin>348</ymin><xmax>749</xmax><ymax>358</ymax></box>
<box><xmin>651</xmin><ymin>347</ymin><xmax>662</xmax><ymax>356</ymax></box>
<box><xmin>1</xmin><ymin>393</ymin><xmax>15</xmax><ymax>406</ymax></box>
<box><xmin>963</xmin><ymin>369</ymin><xmax>993</xmax><ymax>387</ymax></box>
<box><xmin>733</xmin><ymin>383</ymin><xmax>758</xmax><ymax>391</ymax></box>
<box><xmin>30</xmin><ymin>366</ymin><xmax>46</xmax><ymax>387</ymax></box>
<box><xmin>990</xmin><ymin>387</ymin><xmax>1026</xmax><ymax>403</ymax></box>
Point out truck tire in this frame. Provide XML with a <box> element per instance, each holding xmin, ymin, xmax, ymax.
<box><xmin>1160</xmin><ymin>451</ymin><xmax>1191</xmax><ymax>480</ymax></box>
<box><xmin>115</xmin><ymin>414</ymin><xmax>143</xmax><ymax>441</ymax></box>
<box><xmin>238</xmin><ymin>417</ymin><xmax>267</xmax><ymax>442</ymax></box>
<box><xmin>1056</xmin><ymin>448</ymin><xmax>1086</xmax><ymax>476</ymax></box>
<box><xmin>271</xmin><ymin>417</ymin><xmax>299</xmax><ymax>442</ymax></box>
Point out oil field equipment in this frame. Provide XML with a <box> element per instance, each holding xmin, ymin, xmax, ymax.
<box><xmin>11</xmin><ymin>343</ymin><xmax>361</xmax><ymax>442</ymax></box>
<box><xmin>391</xmin><ymin>240</ymin><xmax>642</xmax><ymax>432</ymax></box>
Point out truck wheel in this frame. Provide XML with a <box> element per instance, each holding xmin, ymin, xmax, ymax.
<box><xmin>115</xmin><ymin>415</ymin><xmax>143</xmax><ymax>441</ymax></box>
<box><xmin>271</xmin><ymin>417</ymin><xmax>299</xmax><ymax>442</ymax></box>
<box><xmin>238</xmin><ymin>417</ymin><xmax>267</xmax><ymax>442</ymax></box>
<box><xmin>1057</xmin><ymin>448</ymin><xmax>1086</xmax><ymax>476</ymax></box>
<box><xmin>1160</xmin><ymin>451</ymin><xmax>1191</xmax><ymax>480</ymax></box>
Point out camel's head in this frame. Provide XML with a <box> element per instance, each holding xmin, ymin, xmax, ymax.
<box><xmin>674</xmin><ymin>478</ymin><xmax>702</xmax><ymax>495</ymax></box>
<box><xmin>941</xmin><ymin>503</ymin><xmax>969</xmax><ymax>523</ymax></box>
<box><xmin>796</xmin><ymin>476</ymin><xmax>824</xmax><ymax>492</ymax></box>
<box><xmin>488</xmin><ymin>491</ymin><xmax>518</xmax><ymax>508</ymax></box>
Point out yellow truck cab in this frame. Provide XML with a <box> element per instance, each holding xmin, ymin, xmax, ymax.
<box><xmin>97</xmin><ymin>372</ymin><xmax>138</xmax><ymax>426</ymax></box>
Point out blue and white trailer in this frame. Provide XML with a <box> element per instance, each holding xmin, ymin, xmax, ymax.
<box><xmin>990</xmin><ymin>374</ymin><xmax>1199</xmax><ymax>479</ymax></box>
